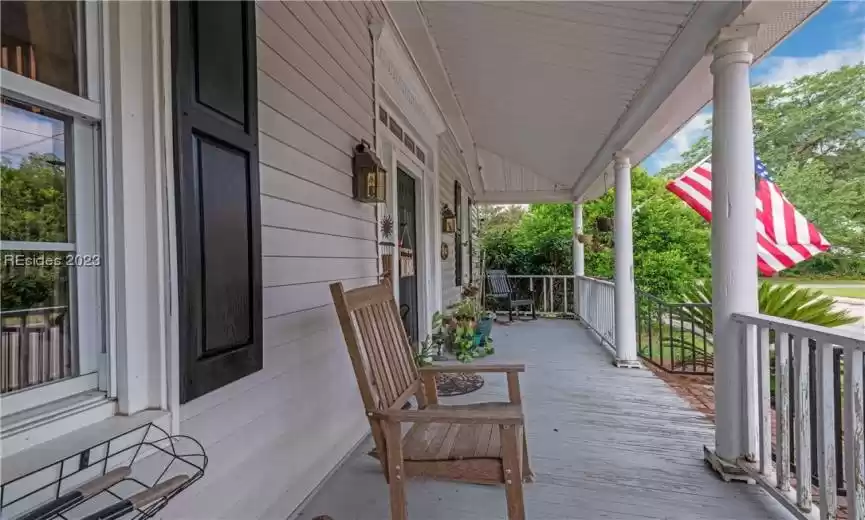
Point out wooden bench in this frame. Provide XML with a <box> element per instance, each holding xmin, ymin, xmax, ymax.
<box><xmin>486</xmin><ymin>270</ymin><xmax>536</xmax><ymax>321</ymax></box>
<box><xmin>330</xmin><ymin>281</ymin><xmax>532</xmax><ymax>520</ymax></box>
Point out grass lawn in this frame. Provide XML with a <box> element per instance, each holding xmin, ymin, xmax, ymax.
<box><xmin>761</xmin><ymin>277</ymin><xmax>865</xmax><ymax>285</ymax></box>
<box><xmin>817</xmin><ymin>286</ymin><xmax>865</xmax><ymax>299</ymax></box>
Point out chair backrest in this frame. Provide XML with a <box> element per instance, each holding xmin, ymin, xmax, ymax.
<box><xmin>487</xmin><ymin>270</ymin><xmax>512</xmax><ymax>297</ymax></box>
<box><xmin>330</xmin><ymin>281</ymin><xmax>419</xmax><ymax>414</ymax></box>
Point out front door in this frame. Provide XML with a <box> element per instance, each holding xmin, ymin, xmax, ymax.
<box><xmin>397</xmin><ymin>169</ymin><xmax>419</xmax><ymax>345</ymax></box>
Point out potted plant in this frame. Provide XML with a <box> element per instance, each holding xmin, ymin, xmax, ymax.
<box><xmin>596</xmin><ymin>216</ymin><xmax>613</xmax><ymax>232</ymax></box>
<box><xmin>476</xmin><ymin>310</ymin><xmax>494</xmax><ymax>343</ymax></box>
<box><xmin>440</xmin><ymin>297</ymin><xmax>497</xmax><ymax>363</ymax></box>
<box><xmin>415</xmin><ymin>335</ymin><xmax>436</xmax><ymax>367</ymax></box>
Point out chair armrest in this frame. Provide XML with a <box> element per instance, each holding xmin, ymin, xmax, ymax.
<box><xmin>373</xmin><ymin>404</ymin><xmax>523</xmax><ymax>425</ymax></box>
<box><xmin>418</xmin><ymin>363</ymin><xmax>526</xmax><ymax>374</ymax></box>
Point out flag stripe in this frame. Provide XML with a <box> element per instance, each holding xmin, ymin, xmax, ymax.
<box><xmin>666</xmin><ymin>156</ymin><xmax>829</xmax><ymax>276</ymax></box>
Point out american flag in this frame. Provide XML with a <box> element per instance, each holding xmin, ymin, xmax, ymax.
<box><xmin>666</xmin><ymin>156</ymin><xmax>830</xmax><ymax>276</ymax></box>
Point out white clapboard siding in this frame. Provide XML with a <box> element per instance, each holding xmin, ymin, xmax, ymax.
<box><xmin>263</xmin><ymin>257</ymin><xmax>378</xmax><ymax>287</ymax></box>
<box><xmin>260</xmin><ymin>165</ymin><xmax>374</xmax><ymax>222</ymax></box>
<box><xmin>438</xmin><ymin>131</ymin><xmax>473</xmax><ymax>307</ymax></box>
<box><xmin>170</xmin><ymin>326</ymin><xmax>367</xmax><ymax>519</ymax></box>
<box><xmin>286</xmin><ymin>2</ymin><xmax>372</xmax><ymax>87</ymax></box>
<box><xmin>257</xmin><ymin>7</ymin><xmax>372</xmax><ymax>134</ymax></box>
<box><xmin>259</xmin><ymin>104</ymin><xmax>352</xmax><ymax>175</ymax></box>
<box><xmin>262</xmin><ymin>227</ymin><xmax>375</xmax><ymax>259</ymax></box>
<box><xmin>309</xmin><ymin>3</ymin><xmax>372</xmax><ymax>64</ymax></box>
<box><xmin>264</xmin><ymin>277</ymin><xmax>376</xmax><ymax>319</ymax></box>
<box><xmin>258</xmin><ymin>44</ymin><xmax>369</xmax><ymax>141</ymax></box>
<box><xmin>259</xmin><ymin>134</ymin><xmax>353</xmax><ymax>197</ymax></box>
<box><xmin>265</xmin><ymin>1</ymin><xmax>372</xmax><ymax>106</ymax></box>
<box><xmin>258</xmin><ymin>74</ymin><xmax>357</xmax><ymax>161</ymax></box>
<box><xmin>261</xmin><ymin>195</ymin><xmax>372</xmax><ymax>238</ymax></box>
<box><xmin>171</xmin><ymin>3</ymin><xmax>382</xmax><ymax>519</ymax></box>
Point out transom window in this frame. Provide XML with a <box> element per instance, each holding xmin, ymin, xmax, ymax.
<box><xmin>378</xmin><ymin>106</ymin><xmax>428</xmax><ymax>167</ymax></box>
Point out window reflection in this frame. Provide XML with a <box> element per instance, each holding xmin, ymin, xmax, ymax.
<box><xmin>1</xmin><ymin>99</ymin><xmax>68</xmax><ymax>243</ymax></box>
<box><xmin>1</xmin><ymin>99</ymin><xmax>76</xmax><ymax>392</ymax></box>
<box><xmin>1</xmin><ymin>1</ymin><xmax>82</xmax><ymax>95</ymax></box>
<box><xmin>1</xmin><ymin>251</ymin><xmax>74</xmax><ymax>392</ymax></box>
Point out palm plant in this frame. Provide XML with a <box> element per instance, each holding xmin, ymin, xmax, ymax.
<box><xmin>679</xmin><ymin>281</ymin><xmax>858</xmax><ymax>330</ymax></box>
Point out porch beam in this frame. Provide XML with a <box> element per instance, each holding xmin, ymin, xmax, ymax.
<box><xmin>473</xmin><ymin>190</ymin><xmax>573</xmax><ymax>204</ymax></box>
<box><xmin>705</xmin><ymin>32</ymin><xmax>759</xmax><ymax>468</ymax></box>
<box><xmin>573</xmin><ymin>203</ymin><xmax>584</xmax><ymax>317</ymax></box>
<box><xmin>613</xmin><ymin>153</ymin><xmax>640</xmax><ymax>368</ymax></box>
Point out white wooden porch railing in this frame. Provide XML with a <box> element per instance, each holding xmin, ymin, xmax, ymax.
<box><xmin>732</xmin><ymin>312</ymin><xmax>865</xmax><ymax>520</ymax></box>
<box><xmin>575</xmin><ymin>275</ymin><xmax>615</xmax><ymax>348</ymax></box>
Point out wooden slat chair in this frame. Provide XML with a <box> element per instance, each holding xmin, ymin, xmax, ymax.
<box><xmin>330</xmin><ymin>282</ymin><xmax>532</xmax><ymax>520</ymax></box>
<box><xmin>486</xmin><ymin>270</ymin><xmax>536</xmax><ymax>322</ymax></box>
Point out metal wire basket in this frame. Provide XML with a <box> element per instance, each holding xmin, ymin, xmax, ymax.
<box><xmin>1</xmin><ymin>422</ymin><xmax>206</xmax><ymax>520</ymax></box>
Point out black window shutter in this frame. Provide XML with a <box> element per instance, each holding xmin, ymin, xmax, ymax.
<box><xmin>454</xmin><ymin>181</ymin><xmax>462</xmax><ymax>287</ymax></box>
<box><xmin>172</xmin><ymin>1</ymin><xmax>262</xmax><ymax>403</ymax></box>
<box><xmin>468</xmin><ymin>197</ymin><xmax>473</xmax><ymax>285</ymax></box>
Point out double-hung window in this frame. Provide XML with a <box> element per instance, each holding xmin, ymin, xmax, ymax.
<box><xmin>1</xmin><ymin>1</ymin><xmax>106</xmax><ymax>442</ymax></box>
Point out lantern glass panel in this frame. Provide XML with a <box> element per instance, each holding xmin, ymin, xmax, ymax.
<box><xmin>378</xmin><ymin>169</ymin><xmax>387</xmax><ymax>201</ymax></box>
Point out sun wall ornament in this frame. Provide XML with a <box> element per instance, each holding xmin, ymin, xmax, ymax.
<box><xmin>379</xmin><ymin>214</ymin><xmax>395</xmax><ymax>282</ymax></box>
<box><xmin>380</xmin><ymin>213</ymin><xmax>394</xmax><ymax>240</ymax></box>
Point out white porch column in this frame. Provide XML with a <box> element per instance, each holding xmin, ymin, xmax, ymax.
<box><xmin>572</xmin><ymin>202</ymin><xmax>584</xmax><ymax>318</ymax></box>
<box><xmin>613</xmin><ymin>153</ymin><xmax>639</xmax><ymax>368</ymax></box>
<box><xmin>706</xmin><ymin>31</ymin><xmax>759</xmax><ymax>471</ymax></box>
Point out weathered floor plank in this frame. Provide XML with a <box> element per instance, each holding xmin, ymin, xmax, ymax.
<box><xmin>294</xmin><ymin>319</ymin><xmax>793</xmax><ymax>520</ymax></box>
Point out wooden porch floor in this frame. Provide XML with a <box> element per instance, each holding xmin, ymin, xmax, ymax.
<box><xmin>294</xmin><ymin>319</ymin><xmax>793</xmax><ymax>520</ymax></box>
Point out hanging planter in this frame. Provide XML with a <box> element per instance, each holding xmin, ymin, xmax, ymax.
<box><xmin>596</xmin><ymin>217</ymin><xmax>613</xmax><ymax>232</ymax></box>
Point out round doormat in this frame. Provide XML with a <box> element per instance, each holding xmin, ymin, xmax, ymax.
<box><xmin>436</xmin><ymin>373</ymin><xmax>484</xmax><ymax>396</ymax></box>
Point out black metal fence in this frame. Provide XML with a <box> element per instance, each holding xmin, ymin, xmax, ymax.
<box><xmin>636</xmin><ymin>290</ymin><xmax>713</xmax><ymax>374</ymax></box>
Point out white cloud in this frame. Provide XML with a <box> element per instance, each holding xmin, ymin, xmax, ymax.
<box><xmin>755</xmin><ymin>34</ymin><xmax>865</xmax><ymax>86</ymax></box>
<box><xmin>650</xmin><ymin>111</ymin><xmax>712</xmax><ymax>172</ymax></box>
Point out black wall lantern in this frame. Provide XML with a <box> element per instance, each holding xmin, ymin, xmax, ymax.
<box><xmin>352</xmin><ymin>140</ymin><xmax>387</xmax><ymax>203</ymax></box>
<box><xmin>441</xmin><ymin>204</ymin><xmax>457</xmax><ymax>234</ymax></box>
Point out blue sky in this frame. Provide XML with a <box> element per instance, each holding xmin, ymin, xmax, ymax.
<box><xmin>642</xmin><ymin>0</ymin><xmax>865</xmax><ymax>174</ymax></box>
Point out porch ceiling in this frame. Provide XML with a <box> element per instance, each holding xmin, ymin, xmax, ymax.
<box><xmin>394</xmin><ymin>1</ymin><xmax>825</xmax><ymax>204</ymax></box>
<box><xmin>421</xmin><ymin>1</ymin><xmax>696</xmax><ymax>193</ymax></box>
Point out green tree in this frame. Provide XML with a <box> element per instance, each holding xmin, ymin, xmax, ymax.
<box><xmin>1</xmin><ymin>154</ymin><xmax>67</xmax><ymax>242</ymax></box>
<box><xmin>1</xmin><ymin>154</ymin><xmax>69</xmax><ymax>310</ymax></box>
<box><xmin>582</xmin><ymin>167</ymin><xmax>711</xmax><ymax>300</ymax></box>
<box><xmin>480</xmin><ymin>167</ymin><xmax>712</xmax><ymax>301</ymax></box>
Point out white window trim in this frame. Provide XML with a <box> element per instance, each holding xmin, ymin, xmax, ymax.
<box><xmin>1</xmin><ymin>2</ymin><xmax>105</xmax><ymax>455</ymax></box>
<box><xmin>0</xmin><ymin>0</ymin><xmax>178</xmax><ymax>457</ymax></box>
<box><xmin>0</xmin><ymin>71</ymin><xmax>101</xmax><ymax>121</ymax></box>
